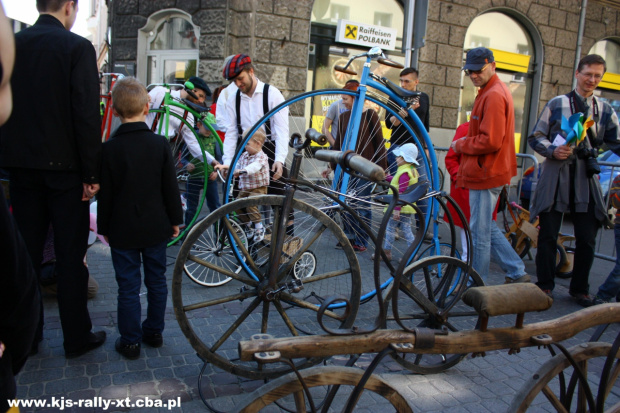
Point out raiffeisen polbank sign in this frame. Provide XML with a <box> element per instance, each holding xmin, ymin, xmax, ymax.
<box><xmin>335</xmin><ymin>19</ymin><xmax>397</xmax><ymax>51</ymax></box>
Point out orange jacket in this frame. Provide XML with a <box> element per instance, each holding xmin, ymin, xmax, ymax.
<box><xmin>454</xmin><ymin>74</ymin><xmax>517</xmax><ymax>190</ymax></box>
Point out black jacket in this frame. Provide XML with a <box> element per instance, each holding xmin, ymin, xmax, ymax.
<box><xmin>0</xmin><ymin>15</ymin><xmax>101</xmax><ymax>183</ymax></box>
<box><xmin>385</xmin><ymin>92</ymin><xmax>430</xmax><ymax>147</ymax></box>
<box><xmin>97</xmin><ymin>122</ymin><xmax>183</xmax><ymax>249</ymax></box>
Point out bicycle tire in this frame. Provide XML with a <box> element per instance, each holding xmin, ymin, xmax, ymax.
<box><xmin>387</xmin><ymin>255</ymin><xmax>483</xmax><ymax>374</ymax></box>
<box><xmin>231</xmin><ymin>366</ymin><xmax>413</xmax><ymax>413</ymax></box>
<box><xmin>182</xmin><ymin>216</ymin><xmax>246</xmax><ymax>287</ymax></box>
<box><xmin>148</xmin><ymin>108</ymin><xmax>210</xmax><ymax>246</ymax></box>
<box><xmin>509</xmin><ymin>342</ymin><xmax>620</xmax><ymax>412</ymax></box>
<box><xmin>172</xmin><ymin>195</ymin><xmax>361</xmax><ymax>380</ymax></box>
<box><xmin>224</xmin><ymin>89</ymin><xmax>441</xmax><ymax>299</ymax></box>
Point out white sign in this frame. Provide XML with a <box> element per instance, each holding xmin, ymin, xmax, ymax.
<box><xmin>335</xmin><ymin>20</ymin><xmax>397</xmax><ymax>51</ymax></box>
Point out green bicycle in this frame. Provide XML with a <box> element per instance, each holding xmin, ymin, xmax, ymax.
<box><xmin>146</xmin><ymin>81</ymin><xmax>223</xmax><ymax>246</ymax></box>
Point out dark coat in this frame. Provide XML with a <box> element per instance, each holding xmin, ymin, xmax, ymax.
<box><xmin>0</xmin><ymin>15</ymin><xmax>101</xmax><ymax>183</ymax></box>
<box><xmin>385</xmin><ymin>92</ymin><xmax>430</xmax><ymax>147</ymax></box>
<box><xmin>97</xmin><ymin>122</ymin><xmax>184</xmax><ymax>249</ymax></box>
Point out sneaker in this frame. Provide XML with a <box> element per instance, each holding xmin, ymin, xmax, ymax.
<box><xmin>592</xmin><ymin>295</ymin><xmax>611</xmax><ymax>306</ymax></box>
<box><xmin>142</xmin><ymin>333</ymin><xmax>163</xmax><ymax>348</ymax></box>
<box><xmin>115</xmin><ymin>337</ymin><xmax>141</xmax><ymax>360</ymax></box>
<box><xmin>504</xmin><ymin>274</ymin><xmax>531</xmax><ymax>284</ymax></box>
<box><xmin>569</xmin><ymin>292</ymin><xmax>594</xmax><ymax>308</ymax></box>
<box><xmin>335</xmin><ymin>240</ymin><xmax>353</xmax><ymax>250</ymax></box>
<box><xmin>253</xmin><ymin>227</ymin><xmax>265</xmax><ymax>243</ymax></box>
<box><xmin>353</xmin><ymin>244</ymin><xmax>367</xmax><ymax>253</ymax></box>
<box><xmin>371</xmin><ymin>251</ymin><xmax>392</xmax><ymax>261</ymax></box>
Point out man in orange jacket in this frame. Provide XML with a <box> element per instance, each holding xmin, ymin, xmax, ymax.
<box><xmin>451</xmin><ymin>47</ymin><xmax>529</xmax><ymax>285</ymax></box>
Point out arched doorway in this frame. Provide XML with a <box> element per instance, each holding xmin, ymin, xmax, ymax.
<box><xmin>458</xmin><ymin>11</ymin><xmax>540</xmax><ymax>153</ymax></box>
<box><xmin>136</xmin><ymin>9</ymin><xmax>200</xmax><ymax>85</ymax></box>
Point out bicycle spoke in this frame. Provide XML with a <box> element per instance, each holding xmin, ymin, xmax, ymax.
<box><xmin>210</xmin><ymin>296</ymin><xmax>262</xmax><ymax>352</ymax></box>
<box><xmin>186</xmin><ymin>254</ymin><xmax>255</xmax><ymax>285</ymax></box>
<box><xmin>182</xmin><ymin>290</ymin><xmax>256</xmax><ymax>312</ymax></box>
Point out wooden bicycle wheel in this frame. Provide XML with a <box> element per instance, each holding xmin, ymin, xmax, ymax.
<box><xmin>173</xmin><ymin>195</ymin><xmax>361</xmax><ymax>379</ymax></box>
<box><xmin>509</xmin><ymin>342</ymin><xmax>620</xmax><ymax>412</ymax></box>
<box><xmin>231</xmin><ymin>366</ymin><xmax>413</xmax><ymax>412</ymax></box>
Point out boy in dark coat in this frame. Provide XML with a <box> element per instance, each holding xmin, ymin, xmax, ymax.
<box><xmin>97</xmin><ymin>77</ymin><xmax>183</xmax><ymax>359</ymax></box>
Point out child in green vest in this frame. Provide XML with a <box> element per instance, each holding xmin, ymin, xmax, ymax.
<box><xmin>185</xmin><ymin>112</ymin><xmax>222</xmax><ymax>226</ymax></box>
<box><xmin>374</xmin><ymin>143</ymin><xmax>419</xmax><ymax>262</ymax></box>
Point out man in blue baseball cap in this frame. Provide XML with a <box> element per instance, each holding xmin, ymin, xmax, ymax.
<box><xmin>451</xmin><ymin>47</ymin><xmax>529</xmax><ymax>286</ymax></box>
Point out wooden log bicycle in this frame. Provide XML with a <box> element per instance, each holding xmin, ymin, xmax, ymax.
<box><xmin>234</xmin><ymin>284</ymin><xmax>620</xmax><ymax>412</ymax></box>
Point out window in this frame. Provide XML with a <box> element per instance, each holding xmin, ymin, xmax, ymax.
<box><xmin>137</xmin><ymin>11</ymin><xmax>200</xmax><ymax>85</ymax></box>
<box><xmin>374</xmin><ymin>12</ymin><xmax>392</xmax><ymax>27</ymax></box>
<box><xmin>590</xmin><ymin>39</ymin><xmax>620</xmax><ymax>119</ymax></box>
<box><xmin>330</xmin><ymin>4</ymin><xmax>350</xmax><ymax>22</ymax></box>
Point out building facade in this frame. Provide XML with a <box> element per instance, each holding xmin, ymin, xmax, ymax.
<box><xmin>108</xmin><ymin>0</ymin><xmax>620</xmax><ymax>149</ymax></box>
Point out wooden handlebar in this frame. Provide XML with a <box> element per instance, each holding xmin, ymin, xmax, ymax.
<box><xmin>377</xmin><ymin>57</ymin><xmax>404</xmax><ymax>69</ymax></box>
<box><xmin>238</xmin><ymin>303</ymin><xmax>620</xmax><ymax>361</ymax></box>
<box><xmin>334</xmin><ymin>65</ymin><xmax>358</xmax><ymax>75</ymax></box>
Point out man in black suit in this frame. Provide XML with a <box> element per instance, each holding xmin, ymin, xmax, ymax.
<box><xmin>0</xmin><ymin>0</ymin><xmax>106</xmax><ymax>358</ymax></box>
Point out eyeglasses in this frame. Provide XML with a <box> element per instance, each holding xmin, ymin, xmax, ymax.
<box><xmin>464</xmin><ymin>63</ymin><xmax>490</xmax><ymax>76</ymax></box>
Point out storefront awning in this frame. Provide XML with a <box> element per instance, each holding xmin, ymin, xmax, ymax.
<box><xmin>489</xmin><ymin>48</ymin><xmax>531</xmax><ymax>73</ymax></box>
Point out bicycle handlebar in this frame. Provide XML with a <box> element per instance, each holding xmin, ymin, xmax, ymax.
<box><xmin>305</xmin><ymin>129</ymin><xmax>328</xmax><ymax>146</ymax></box>
<box><xmin>315</xmin><ymin>150</ymin><xmax>385</xmax><ymax>182</ymax></box>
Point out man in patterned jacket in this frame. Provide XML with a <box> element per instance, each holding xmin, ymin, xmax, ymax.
<box><xmin>528</xmin><ymin>54</ymin><xmax>620</xmax><ymax>306</ymax></box>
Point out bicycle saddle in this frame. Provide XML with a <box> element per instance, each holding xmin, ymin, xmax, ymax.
<box><xmin>182</xmin><ymin>99</ymin><xmax>211</xmax><ymax>114</ymax></box>
<box><xmin>381</xmin><ymin>77</ymin><xmax>421</xmax><ymax>101</ymax></box>
<box><xmin>374</xmin><ymin>180</ymin><xmax>430</xmax><ymax>206</ymax></box>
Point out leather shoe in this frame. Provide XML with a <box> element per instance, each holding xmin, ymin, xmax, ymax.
<box><xmin>142</xmin><ymin>333</ymin><xmax>163</xmax><ymax>348</ymax></box>
<box><xmin>115</xmin><ymin>337</ymin><xmax>141</xmax><ymax>360</ymax></box>
<box><xmin>65</xmin><ymin>331</ymin><xmax>106</xmax><ymax>358</ymax></box>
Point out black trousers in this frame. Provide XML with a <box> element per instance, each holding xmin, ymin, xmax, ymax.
<box><xmin>535</xmin><ymin>200</ymin><xmax>600</xmax><ymax>294</ymax></box>
<box><xmin>0</xmin><ymin>185</ymin><xmax>40</xmax><ymax>412</ymax></box>
<box><xmin>9</xmin><ymin>169</ymin><xmax>93</xmax><ymax>353</ymax></box>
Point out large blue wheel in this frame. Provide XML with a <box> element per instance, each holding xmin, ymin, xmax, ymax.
<box><xmin>223</xmin><ymin>89</ymin><xmax>442</xmax><ymax>300</ymax></box>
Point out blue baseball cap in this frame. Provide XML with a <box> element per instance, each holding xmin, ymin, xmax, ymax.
<box><xmin>462</xmin><ymin>47</ymin><xmax>494</xmax><ymax>71</ymax></box>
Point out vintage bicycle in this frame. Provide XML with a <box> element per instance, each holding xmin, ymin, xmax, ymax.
<box><xmin>173</xmin><ymin>130</ymin><xmax>479</xmax><ymax>381</ymax></box>
<box><xmin>233</xmin><ymin>284</ymin><xmax>620</xmax><ymax>412</ymax></box>
<box><xmin>99</xmin><ymin>72</ymin><xmax>123</xmax><ymax>141</ymax></box>
<box><xmin>147</xmin><ymin>81</ymin><xmax>223</xmax><ymax>245</ymax></box>
<box><xmin>222</xmin><ymin>47</ymin><xmax>453</xmax><ymax>288</ymax></box>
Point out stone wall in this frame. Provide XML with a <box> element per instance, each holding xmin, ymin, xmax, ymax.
<box><xmin>423</xmin><ymin>0</ymin><xmax>620</xmax><ymax>134</ymax></box>
<box><xmin>109</xmin><ymin>0</ymin><xmax>313</xmax><ymax>96</ymax></box>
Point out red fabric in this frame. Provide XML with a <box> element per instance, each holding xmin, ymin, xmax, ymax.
<box><xmin>210</xmin><ymin>102</ymin><xmax>225</xmax><ymax>141</ymax></box>
<box><xmin>453</xmin><ymin>74</ymin><xmax>517</xmax><ymax>190</ymax></box>
<box><xmin>445</xmin><ymin>122</ymin><xmax>497</xmax><ymax>228</ymax></box>
<box><xmin>223</xmin><ymin>54</ymin><xmax>251</xmax><ymax>80</ymax></box>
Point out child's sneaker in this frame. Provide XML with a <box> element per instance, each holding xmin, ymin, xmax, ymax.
<box><xmin>253</xmin><ymin>227</ymin><xmax>265</xmax><ymax>243</ymax></box>
<box><xmin>592</xmin><ymin>295</ymin><xmax>610</xmax><ymax>306</ymax></box>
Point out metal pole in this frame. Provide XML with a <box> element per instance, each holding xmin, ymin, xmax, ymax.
<box><xmin>404</xmin><ymin>0</ymin><xmax>415</xmax><ymax>67</ymax></box>
<box><xmin>572</xmin><ymin>0</ymin><xmax>588</xmax><ymax>90</ymax></box>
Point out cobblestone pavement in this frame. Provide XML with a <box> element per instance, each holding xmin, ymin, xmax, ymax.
<box><xmin>14</xmin><ymin>217</ymin><xmax>620</xmax><ymax>412</ymax></box>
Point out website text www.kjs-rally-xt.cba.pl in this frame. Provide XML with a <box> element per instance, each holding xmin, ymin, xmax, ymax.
<box><xmin>8</xmin><ymin>396</ymin><xmax>182</xmax><ymax>410</ymax></box>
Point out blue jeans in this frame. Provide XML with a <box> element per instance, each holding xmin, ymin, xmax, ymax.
<box><xmin>185</xmin><ymin>177</ymin><xmax>221</xmax><ymax>225</ymax></box>
<box><xmin>384</xmin><ymin>214</ymin><xmax>416</xmax><ymax>250</ymax></box>
<box><xmin>344</xmin><ymin>178</ymin><xmax>372</xmax><ymax>248</ymax></box>
<box><xmin>111</xmin><ymin>241</ymin><xmax>168</xmax><ymax>345</ymax></box>
<box><xmin>469</xmin><ymin>187</ymin><xmax>526</xmax><ymax>282</ymax></box>
<box><xmin>596</xmin><ymin>224</ymin><xmax>620</xmax><ymax>301</ymax></box>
